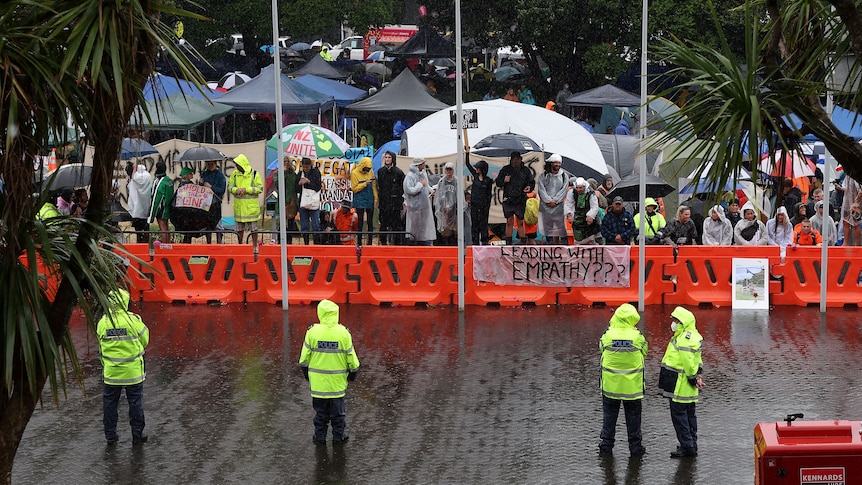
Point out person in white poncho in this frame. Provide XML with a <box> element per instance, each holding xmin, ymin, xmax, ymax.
<box><xmin>734</xmin><ymin>201</ymin><xmax>768</xmax><ymax>245</ymax></box>
<box><xmin>537</xmin><ymin>154</ymin><xmax>570</xmax><ymax>244</ymax></box>
<box><xmin>702</xmin><ymin>205</ymin><xmax>732</xmax><ymax>245</ymax></box>
<box><xmin>766</xmin><ymin>206</ymin><xmax>794</xmax><ymax>247</ymax></box>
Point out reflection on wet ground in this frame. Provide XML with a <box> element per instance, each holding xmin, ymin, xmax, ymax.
<box><xmin>13</xmin><ymin>304</ymin><xmax>862</xmax><ymax>484</ymax></box>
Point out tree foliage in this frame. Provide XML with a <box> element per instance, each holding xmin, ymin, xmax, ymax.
<box><xmin>648</xmin><ymin>0</ymin><xmax>862</xmax><ymax>196</ymax></box>
<box><xmin>422</xmin><ymin>0</ymin><xmax>748</xmax><ymax>99</ymax></box>
<box><xmin>176</xmin><ymin>0</ymin><xmax>405</xmax><ymax>60</ymax></box>
<box><xmin>0</xmin><ymin>1</ymin><xmax>199</xmax><ymax>480</ymax></box>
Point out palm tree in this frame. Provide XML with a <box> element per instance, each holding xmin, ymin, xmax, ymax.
<box><xmin>0</xmin><ymin>2</ymin><xmax>202</xmax><ymax>480</ymax></box>
<box><xmin>648</xmin><ymin>0</ymin><xmax>862</xmax><ymax>197</ymax></box>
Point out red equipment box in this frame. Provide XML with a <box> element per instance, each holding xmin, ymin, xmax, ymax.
<box><xmin>755</xmin><ymin>415</ymin><xmax>862</xmax><ymax>484</ymax></box>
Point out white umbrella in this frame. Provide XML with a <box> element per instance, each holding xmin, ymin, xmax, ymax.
<box><xmin>365</xmin><ymin>51</ymin><xmax>392</xmax><ymax>62</ymax></box>
<box><xmin>217</xmin><ymin>71</ymin><xmax>251</xmax><ymax>90</ymax></box>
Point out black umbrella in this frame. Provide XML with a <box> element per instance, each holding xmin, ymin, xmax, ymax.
<box><xmin>176</xmin><ymin>146</ymin><xmax>226</xmax><ymax>162</ymax></box>
<box><xmin>605</xmin><ymin>173</ymin><xmax>676</xmax><ymax>201</ymax></box>
<box><xmin>39</xmin><ymin>164</ymin><xmax>93</xmax><ymax>190</ymax></box>
<box><xmin>472</xmin><ymin>132</ymin><xmax>542</xmax><ymax>158</ymax></box>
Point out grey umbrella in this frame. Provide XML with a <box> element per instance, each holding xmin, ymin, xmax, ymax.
<box><xmin>175</xmin><ymin>146</ymin><xmax>226</xmax><ymax>162</ymax></box>
<box><xmin>120</xmin><ymin>137</ymin><xmax>158</xmax><ymax>159</ymax></box>
<box><xmin>38</xmin><ymin>163</ymin><xmax>93</xmax><ymax>191</ymax></box>
<box><xmin>605</xmin><ymin>173</ymin><xmax>676</xmax><ymax>201</ymax></box>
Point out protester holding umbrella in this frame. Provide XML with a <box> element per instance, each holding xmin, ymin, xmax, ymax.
<box><xmin>148</xmin><ymin>161</ymin><xmax>173</xmax><ymax>244</ymax></box>
<box><xmin>200</xmin><ymin>160</ymin><xmax>227</xmax><ymax>244</ymax></box>
<box><xmin>496</xmin><ymin>151</ymin><xmax>534</xmax><ymax>245</ymax></box>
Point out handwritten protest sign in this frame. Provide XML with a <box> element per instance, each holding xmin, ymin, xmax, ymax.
<box><xmin>287</xmin><ymin>146</ymin><xmax>375</xmax><ymax>212</ymax></box>
<box><xmin>472</xmin><ymin>245</ymin><xmax>631</xmax><ymax>287</ymax></box>
<box><xmin>174</xmin><ymin>184</ymin><xmax>214</xmax><ymax>211</ymax></box>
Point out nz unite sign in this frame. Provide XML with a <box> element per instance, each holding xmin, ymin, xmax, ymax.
<box><xmin>472</xmin><ymin>246</ymin><xmax>631</xmax><ymax>287</ymax></box>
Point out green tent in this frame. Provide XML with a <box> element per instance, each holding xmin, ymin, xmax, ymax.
<box><xmin>130</xmin><ymin>93</ymin><xmax>233</xmax><ymax>131</ymax></box>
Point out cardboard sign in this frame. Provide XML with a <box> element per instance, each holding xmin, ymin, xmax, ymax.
<box><xmin>174</xmin><ymin>184</ymin><xmax>214</xmax><ymax>211</ymax></box>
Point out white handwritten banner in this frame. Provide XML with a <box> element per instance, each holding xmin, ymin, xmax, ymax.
<box><xmin>174</xmin><ymin>184</ymin><xmax>214</xmax><ymax>211</ymax></box>
<box><xmin>472</xmin><ymin>245</ymin><xmax>631</xmax><ymax>287</ymax></box>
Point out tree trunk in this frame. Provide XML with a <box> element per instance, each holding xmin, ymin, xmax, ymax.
<box><xmin>0</xmin><ymin>379</ymin><xmax>43</xmax><ymax>484</ymax></box>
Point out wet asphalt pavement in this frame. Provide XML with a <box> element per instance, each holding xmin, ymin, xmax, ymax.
<box><xmin>12</xmin><ymin>303</ymin><xmax>862</xmax><ymax>484</ymax></box>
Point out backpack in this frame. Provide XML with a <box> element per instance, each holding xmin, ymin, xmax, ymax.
<box><xmin>524</xmin><ymin>195</ymin><xmax>539</xmax><ymax>225</ymax></box>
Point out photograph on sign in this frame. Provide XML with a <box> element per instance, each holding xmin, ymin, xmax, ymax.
<box><xmin>731</xmin><ymin>258</ymin><xmax>769</xmax><ymax>310</ymax></box>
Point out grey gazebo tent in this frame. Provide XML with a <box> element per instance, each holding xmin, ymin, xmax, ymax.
<box><xmin>216</xmin><ymin>65</ymin><xmax>335</xmax><ymax>114</ymax></box>
<box><xmin>345</xmin><ymin>69</ymin><xmax>449</xmax><ymax>116</ymax></box>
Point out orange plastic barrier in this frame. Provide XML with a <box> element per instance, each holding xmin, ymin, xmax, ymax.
<box><xmin>126</xmin><ymin>244</ymin><xmax>255</xmax><ymax>304</ymax></box>
<box><xmin>123</xmin><ymin>244</ymin><xmax>154</xmax><ymax>301</ymax></box>
<box><xmin>556</xmin><ymin>245</ymin><xmax>675</xmax><ymax>306</ymax></box>
<box><xmin>771</xmin><ymin>247</ymin><xmax>862</xmax><ymax>307</ymax></box>
<box><xmin>346</xmin><ymin>246</ymin><xmax>457</xmax><ymax>305</ymax></box>
<box><xmin>119</xmin><ymin>241</ymin><xmax>862</xmax><ymax>307</ymax></box>
<box><xmin>461</xmin><ymin>247</ymin><xmax>560</xmax><ymax>306</ymax></box>
<box><xmin>664</xmin><ymin>246</ymin><xmax>780</xmax><ymax>307</ymax></box>
<box><xmin>244</xmin><ymin>245</ymin><xmax>357</xmax><ymax>305</ymax></box>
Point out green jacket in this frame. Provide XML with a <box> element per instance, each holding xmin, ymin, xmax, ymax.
<box><xmin>660</xmin><ymin>306</ymin><xmax>703</xmax><ymax>403</ymax></box>
<box><xmin>229</xmin><ymin>154</ymin><xmax>263</xmax><ymax>223</ymax></box>
<box><xmin>599</xmin><ymin>303</ymin><xmax>648</xmax><ymax>400</ymax></box>
<box><xmin>148</xmin><ymin>173</ymin><xmax>174</xmax><ymax>223</ymax></box>
<box><xmin>97</xmin><ymin>289</ymin><xmax>149</xmax><ymax>386</ymax></box>
<box><xmin>299</xmin><ymin>300</ymin><xmax>360</xmax><ymax>399</ymax></box>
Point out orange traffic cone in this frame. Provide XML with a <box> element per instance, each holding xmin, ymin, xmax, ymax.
<box><xmin>47</xmin><ymin>148</ymin><xmax>58</xmax><ymax>172</ymax></box>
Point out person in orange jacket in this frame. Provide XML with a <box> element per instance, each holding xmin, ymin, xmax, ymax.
<box><xmin>332</xmin><ymin>197</ymin><xmax>359</xmax><ymax>245</ymax></box>
<box><xmin>792</xmin><ymin>218</ymin><xmax>823</xmax><ymax>247</ymax></box>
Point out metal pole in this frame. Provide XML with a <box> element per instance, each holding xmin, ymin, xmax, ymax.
<box><xmin>455</xmin><ymin>0</ymin><xmax>466</xmax><ymax>311</ymax></box>
<box><xmin>271</xmin><ymin>0</ymin><xmax>289</xmax><ymax>310</ymax></box>
<box><xmin>820</xmin><ymin>93</ymin><xmax>833</xmax><ymax>312</ymax></box>
<box><xmin>637</xmin><ymin>0</ymin><xmax>649</xmax><ymax>312</ymax></box>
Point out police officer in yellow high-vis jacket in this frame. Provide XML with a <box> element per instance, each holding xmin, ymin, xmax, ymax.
<box><xmin>599</xmin><ymin>303</ymin><xmax>648</xmax><ymax>456</ymax></box>
<box><xmin>97</xmin><ymin>288</ymin><xmax>150</xmax><ymax>445</ymax></box>
<box><xmin>299</xmin><ymin>300</ymin><xmax>360</xmax><ymax>445</ymax></box>
<box><xmin>659</xmin><ymin>306</ymin><xmax>704</xmax><ymax>458</ymax></box>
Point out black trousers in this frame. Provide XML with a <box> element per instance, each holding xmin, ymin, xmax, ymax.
<box><xmin>312</xmin><ymin>397</ymin><xmax>347</xmax><ymax>442</ymax></box>
<box><xmin>471</xmin><ymin>205</ymin><xmax>490</xmax><ymax>245</ymax></box>
<box><xmin>379</xmin><ymin>207</ymin><xmax>404</xmax><ymax>245</ymax></box>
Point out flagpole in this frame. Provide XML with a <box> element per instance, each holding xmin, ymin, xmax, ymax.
<box><xmin>271</xmin><ymin>0</ymin><xmax>289</xmax><ymax>310</ymax></box>
<box><xmin>637</xmin><ymin>0</ymin><xmax>648</xmax><ymax>312</ymax></box>
<box><xmin>455</xmin><ymin>0</ymin><xmax>466</xmax><ymax>311</ymax></box>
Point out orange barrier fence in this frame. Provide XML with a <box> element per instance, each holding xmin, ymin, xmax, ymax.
<box><xmin>663</xmin><ymin>246</ymin><xmax>780</xmax><ymax>307</ymax></box>
<box><xmin>771</xmin><ymin>247</ymin><xmax>862</xmax><ymax>307</ymax></box>
<box><xmin>556</xmin><ymin>245</ymin><xmax>675</xmax><ymax>307</ymax></box>
<box><xmin>119</xmin><ymin>244</ymin><xmax>862</xmax><ymax>308</ymax></box>
<box><xmin>128</xmin><ymin>244</ymin><xmax>254</xmax><ymax>304</ymax></box>
<box><xmin>245</xmin><ymin>245</ymin><xmax>357</xmax><ymax>304</ymax></box>
<box><xmin>346</xmin><ymin>246</ymin><xmax>458</xmax><ymax>305</ymax></box>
